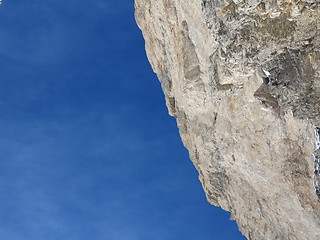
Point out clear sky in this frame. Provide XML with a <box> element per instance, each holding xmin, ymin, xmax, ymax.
<box><xmin>0</xmin><ymin>0</ymin><xmax>246</xmax><ymax>239</ymax></box>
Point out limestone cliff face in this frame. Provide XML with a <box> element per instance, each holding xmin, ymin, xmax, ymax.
<box><xmin>135</xmin><ymin>0</ymin><xmax>320</xmax><ymax>239</ymax></box>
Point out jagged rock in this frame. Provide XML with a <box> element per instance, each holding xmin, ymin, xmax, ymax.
<box><xmin>135</xmin><ymin>0</ymin><xmax>320</xmax><ymax>239</ymax></box>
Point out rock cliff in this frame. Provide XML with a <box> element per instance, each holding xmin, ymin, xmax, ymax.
<box><xmin>135</xmin><ymin>0</ymin><xmax>320</xmax><ymax>239</ymax></box>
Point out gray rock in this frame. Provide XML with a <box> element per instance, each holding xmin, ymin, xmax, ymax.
<box><xmin>135</xmin><ymin>0</ymin><xmax>320</xmax><ymax>239</ymax></box>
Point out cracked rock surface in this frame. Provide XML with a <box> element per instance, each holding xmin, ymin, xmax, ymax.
<box><xmin>135</xmin><ymin>0</ymin><xmax>320</xmax><ymax>239</ymax></box>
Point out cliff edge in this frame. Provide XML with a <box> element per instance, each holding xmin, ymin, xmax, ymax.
<box><xmin>135</xmin><ymin>0</ymin><xmax>320</xmax><ymax>239</ymax></box>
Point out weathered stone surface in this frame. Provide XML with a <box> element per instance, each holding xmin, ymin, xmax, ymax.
<box><xmin>135</xmin><ymin>0</ymin><xmax>320</xmax><ymax>239</ymax></box>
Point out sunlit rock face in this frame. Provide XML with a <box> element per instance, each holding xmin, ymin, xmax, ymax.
<box><xmin>135</xmin><ymin>0</ymin><xmax>320</xmax><ymax>239</ymax></box>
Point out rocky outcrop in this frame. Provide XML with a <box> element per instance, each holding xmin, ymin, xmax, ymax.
<box><xmin>135</xmin><ymin>0</ymin><xmax>320</xmax><ymax>239</ymax></box>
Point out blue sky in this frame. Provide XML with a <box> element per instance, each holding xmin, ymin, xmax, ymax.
<box><xmin>0</xmin><ymin>1</ymin><xmax>245</xmax><ymax>239</ymax></box>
